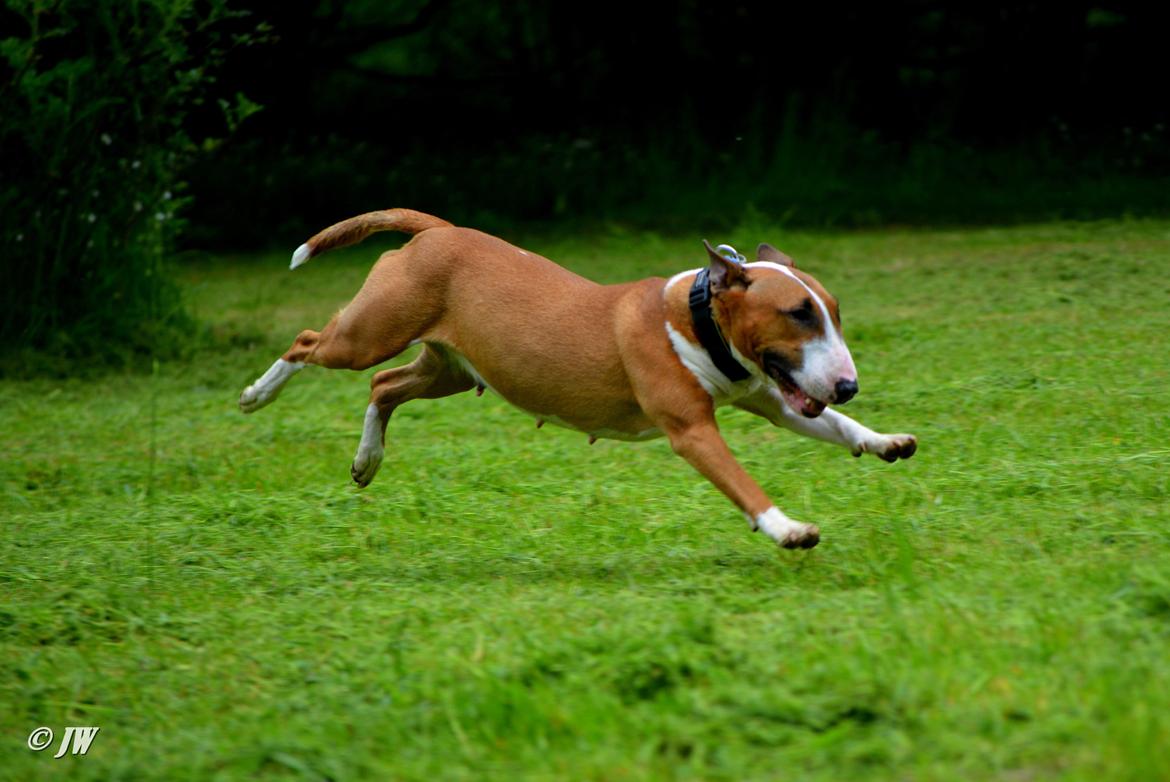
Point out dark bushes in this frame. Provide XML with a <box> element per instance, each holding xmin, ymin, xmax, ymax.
<box><xmin>0</xmin><ymin>0</ymin><xmax>259</xmax><ymax>371</ymax></box>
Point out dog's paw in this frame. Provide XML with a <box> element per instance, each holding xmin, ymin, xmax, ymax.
<box><xmin>238</xmin><ymin>384</ymin><xmax>272</xmax><ymax>414</ymax></box>
<box><xmin>779</xmin><ymin>523</ymin><xmax>821</xmax><ymax>550</ymax></box>
<box><xmin>755</xmin><ymin>508</ymin><xmax>821</xmax><ymax>550</ymax></box>
<box><xmin>855</xmin><ymin>433</ymin><xmax>917</xmax><ymax>463</ymax></box>
<box><xmin>350</xmin><ymin>447</ymin><xmax>383</xmax><ymax>488</ymax></box>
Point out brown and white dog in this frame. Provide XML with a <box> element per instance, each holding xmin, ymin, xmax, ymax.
<box><xmin>239</xmin><ymin>209</ymin><xmax>916</xmax><ymax>549</ymax></box>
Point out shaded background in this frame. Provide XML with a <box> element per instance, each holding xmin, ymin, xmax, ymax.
<box><xmin>2</xmin><ymin>0</ymin><xmax>1167</xmax><ymax>365</ymax></box>
<box><xmin>186</xmin><ymin>0</ymin><xmax>1170</xmax><ymax>246</ymax></box>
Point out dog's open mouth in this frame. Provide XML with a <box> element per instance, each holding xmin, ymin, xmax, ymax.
<box><xmin>763</xmin><ymin>353</ymin><xmax>827</xmax><ymax>418</ymax></box>
<box><xmin>778</xmin><ymin>380</ymin><xmax>826</xmax><ymax>418</ymax></box>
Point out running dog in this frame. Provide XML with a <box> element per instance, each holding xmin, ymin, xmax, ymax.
<box><xmin>239</xmin><ymin>209</ymin><xmax>916</xmax><ymax>549</ymax></box>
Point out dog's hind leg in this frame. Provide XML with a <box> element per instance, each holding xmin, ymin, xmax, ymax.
<box><xmin>239</xmin><ymin>239</ymin><xmax>448</xmax><ymax>415</ymax></box>
<box><xmin>238</xmin><ymin>355</ymin><xmax>305</xmax><ymax>413</ymax></box>
<box><xmin>351</xmin><ymin>344</ymin><xmax>475</xmax><ymax>487</ymax></box>
<box><xmin>237</xmin><ymin>328</ymin><xmax>330</xmax><ymax>414</ymax></box>
<box><xmin>239</xmin><ymin>274</ymin><xmax>435</xmax><ymax>414</ymax></box>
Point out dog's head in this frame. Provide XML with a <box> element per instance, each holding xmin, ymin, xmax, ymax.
<box><xmin>704</xmin><ymin>241</ymin><xmax>858</xmax><ymax>417</ymax></box>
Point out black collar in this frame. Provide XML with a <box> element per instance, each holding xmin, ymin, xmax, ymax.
<box><xmin>688</xmin><ymin>268</ymin><xmax>752</xmax><ymax>382</ymax></box>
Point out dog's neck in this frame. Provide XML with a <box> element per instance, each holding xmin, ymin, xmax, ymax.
<box><xmin>688</xmin><ymin>269</ymin><xmax>752</xmax><ymax>382</ymax></box>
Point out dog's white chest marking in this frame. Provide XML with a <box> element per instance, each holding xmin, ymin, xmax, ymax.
<box><xmin>665</xmin><ymin>322</ymin><xmax>767</xmax><ymax>404</ymax></box>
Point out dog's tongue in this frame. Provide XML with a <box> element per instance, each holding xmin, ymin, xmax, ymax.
<box><xmin>782</xmin><ymin>386</ymin><xmax>826</xmax><ymax>418</ymax></box>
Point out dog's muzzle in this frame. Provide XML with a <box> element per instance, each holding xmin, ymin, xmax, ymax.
<box><xmin>833</xmin><ymin>378</ymin><xmax>858</xmax><ymax>405</ymax></box>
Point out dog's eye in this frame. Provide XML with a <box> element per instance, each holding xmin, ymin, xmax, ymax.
<box><xmin>785</xmin><ymin>300</ymin><xmax>815</xmax><ymax>325</ymax></box>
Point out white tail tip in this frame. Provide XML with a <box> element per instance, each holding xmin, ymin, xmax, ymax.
<box><xmin>290</xmin><ymin>243</ymin><xmax>312</xmax><ymax>270</ymax></box>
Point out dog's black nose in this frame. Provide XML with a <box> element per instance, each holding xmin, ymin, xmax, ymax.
<box><xmin>834</xmin><ymin>378</ymin><xmax>859</xmax><ymax>404</ymax></box>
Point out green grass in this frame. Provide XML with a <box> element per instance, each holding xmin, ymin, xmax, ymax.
<box><xmin>2</xmin><ymin>219</ymin><xmax>1169</xmax><ymax>780</ymax></box>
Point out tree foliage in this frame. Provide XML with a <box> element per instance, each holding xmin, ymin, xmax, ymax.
<box><xmin>0</xmin><ymin>0</ymin><xmax>260</xmax><ymax>367</ymax></box>
<box><xmin>186</xmin><ymin>1</ymin><xmax>1170</xmax><ymax>246</ymax></box>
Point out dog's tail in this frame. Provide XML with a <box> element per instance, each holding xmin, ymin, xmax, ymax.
<box><xmin>289</xmin><ymin>209</ymin><xmax>454</xmax><ymax>270</ymax></box>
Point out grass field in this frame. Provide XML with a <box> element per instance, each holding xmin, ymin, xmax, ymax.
<box><xmin>2</xmin><ymin>218</ymin><xmax>1169</xmax><ymax>780</ymax></box>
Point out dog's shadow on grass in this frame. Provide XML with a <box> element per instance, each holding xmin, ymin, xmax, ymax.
<box><xmin>365</xmin><ymin>546</ymin><xmax>819</xmax><ymax>588</ymax></box>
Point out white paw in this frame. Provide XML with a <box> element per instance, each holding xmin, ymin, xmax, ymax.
<box><xmin>238</xmin><ymin>359</ymin><xmax>303</xmax><ymax>414</ymax></box>
<box><xmin>854</xmin><ymin>433</ymin><xmax>917</xmax><ymax>463</ymax></box>
<box><xmin>351</xmin><ymin>404</ymin><xmax>385</xmax><ymax>487</ymax></box>
<box><xmin>238</xmin><ymin>383</ymin><xmax>277</xmax><ymax>414</ymax></box>
<box><xmin>778</xmin><ymin>523</ymin><xmax>821</xmax><ymax>549</ymax></box>
<box><xmin>754</xmin><ymin>507</ymin><xmax>821</xmax><ymax>550</ymax></box>
<box><xmin>350</xmin><ymin>446</ymin><xmax>383</xmax><ymax>488</ymax></box>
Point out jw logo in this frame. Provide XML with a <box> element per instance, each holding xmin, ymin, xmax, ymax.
<box><xmin>27</xmin><ymin>726</ymin><xmax>100</xmax><ymax>758</ymax></box>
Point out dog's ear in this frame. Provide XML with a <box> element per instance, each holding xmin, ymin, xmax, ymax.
<box><xmin>756</xmin><ymin>242</ymin><xmax>795</xmax><ymax>268</ymax></box>
<box><xmin>703</xmin><ymin>239</ymin><xmax>748</xmax><ymax>291</ymax></box>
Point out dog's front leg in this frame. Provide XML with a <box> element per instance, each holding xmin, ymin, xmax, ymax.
<box><xmin>737</xmin><ymin>388</ymin><xmax>917</xmax><ymax>462</ymax></box>
<box><xmin>665</xmin><ymin>420</ymin><xmax>821</xmax><ymax>549</ymax></box>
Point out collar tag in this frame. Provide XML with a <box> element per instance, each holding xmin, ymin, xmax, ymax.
<box><xmin>715</xmin><ymin>244</ymin><xmax>745</xmax><ymax>264</ymax></box>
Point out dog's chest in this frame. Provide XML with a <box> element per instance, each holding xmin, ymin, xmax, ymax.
<box><xmin>665</xmin><ymin>323</ymin><xmax>769</xmax><ymax>405</ymax></box>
